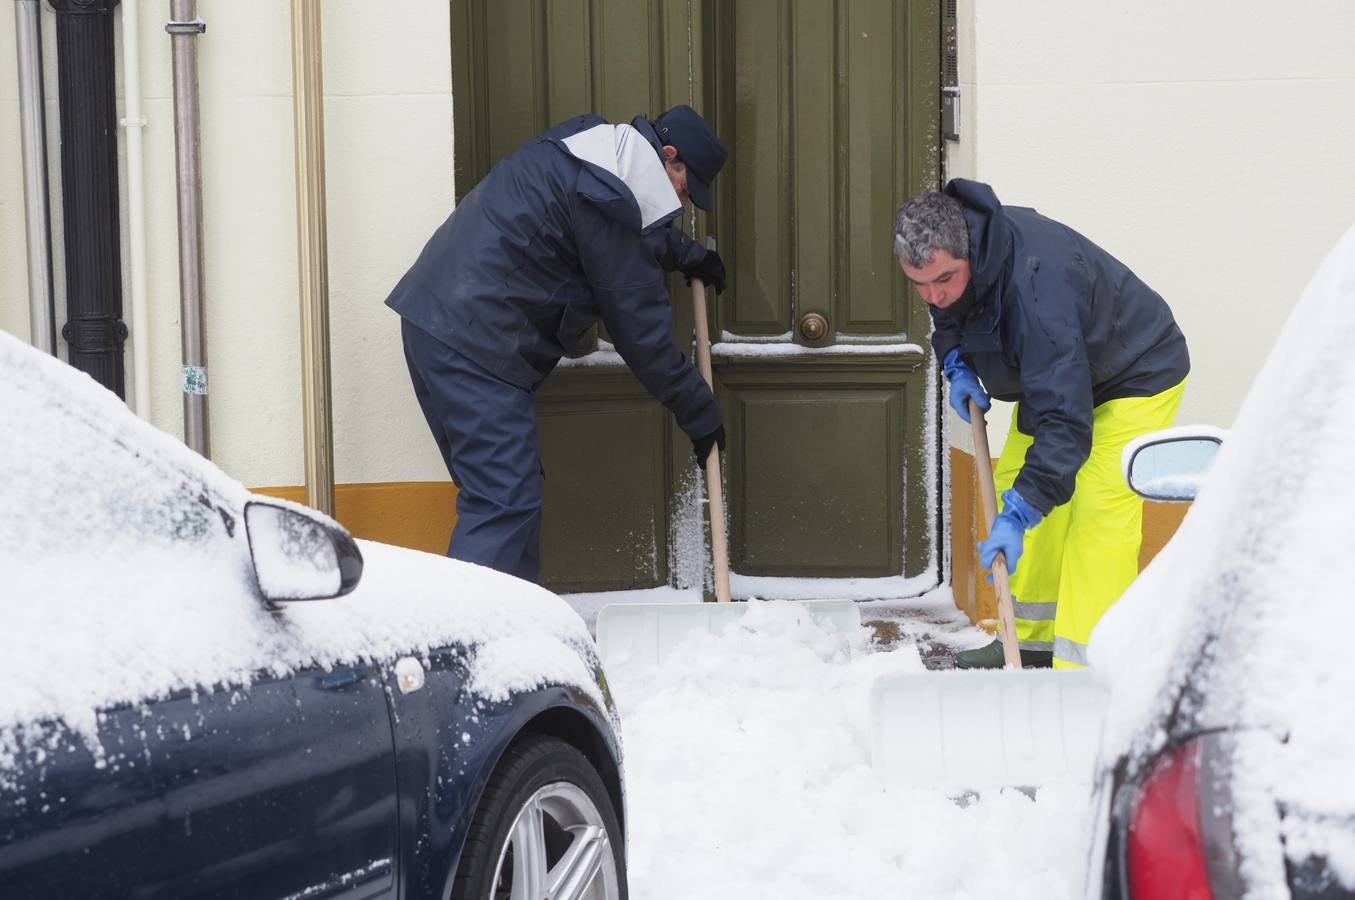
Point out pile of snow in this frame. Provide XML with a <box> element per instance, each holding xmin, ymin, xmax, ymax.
<box><xmin>732</xmin><ymin>572</ymin><xmax>942</xmax><ymax>602</ymax></box>
<box><xmin>0</xmin><ymin>329</ymin><xmax>598</xmax><ymax>774</ymax></box>
<box><xmin>711</xmin><ymin>340</ymin><xmax>926</xmax><ymax>359</ymax></box>
<box><xmin>607</xmin><ymin>601</ymin><xmax>1091</xmax><ymax>899</ymax></box>
<box><xmin>1091</xmin><ymin>222</ymin><xmax>1355</xmax><ymax>890</ymax></box>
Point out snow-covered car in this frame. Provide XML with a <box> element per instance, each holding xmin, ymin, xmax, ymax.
<box><xmin>0</xmin><ymin>330</ymin><xmax>627</xmax><ymax>900</ymax></box>
<box><xmin>1082</xmin><ymin>223</ymin><xmax>1355</xmax><ymax>899</ymax></box>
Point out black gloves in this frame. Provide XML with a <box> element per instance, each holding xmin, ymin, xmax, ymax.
<box><xmin>692</xmin><ymin>425</ymin><xmax>726</xmax><ymax>466</ymax></box>
<box><xmin>681</xmin><ymin>248</ymin><xmax>727</xmax><ymax>295</ymax></box>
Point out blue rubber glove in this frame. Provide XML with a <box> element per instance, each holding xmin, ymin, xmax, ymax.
<box><xmin>978</xmin><ymin>489</ymin><xmax>1044</xmax><ymax>575</ymax></box>
<box><xmin>942</xmin><ymin>347</ymin><xmax>990</xmax><ymax>423</ymax></box>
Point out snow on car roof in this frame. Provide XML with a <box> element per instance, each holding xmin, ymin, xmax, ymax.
<box><xmin>1091</xmin><ymin>222</ymin><xmax>1355</xmax><ymax>878</ymax></box>
<box><xmin>0</xmin><ymin>330</ymin><xmax>597</xmax><ymax>775</ymax></box>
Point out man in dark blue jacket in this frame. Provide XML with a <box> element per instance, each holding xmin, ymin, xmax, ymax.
<box><xmin>894</xmin><ymin>180</ymin><xmax>1189</xmax><ymax>669</ymax></box>
<box><xmin>386</xmin><ymin>105</ymin><xmax>728</xmax><ymax>583</ymax></box>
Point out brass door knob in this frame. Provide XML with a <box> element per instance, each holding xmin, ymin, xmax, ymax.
<box><xmin>798</xmin><ymin>311</ymin><xmax>829</xmax><ymax>342</ymax></box>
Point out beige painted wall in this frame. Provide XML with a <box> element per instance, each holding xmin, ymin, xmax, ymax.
<box><xmin>10</xmin><ymin>3</ymin><xmax>1355</xmax><ymax>489</ymax></box>
<box><xmin>947</xmin><ymin>0</ymin><xmax>1355</xmax><ymax>453</ymax></box>
<box><xmin>1</xmin><ymin>1</ymin><xmax>453</xmax><ymax>488</ymax></box>
<box><xmin>0</xmin><ymin>6</ymin><xmax>45</xmax><ymax>343</ymax></box>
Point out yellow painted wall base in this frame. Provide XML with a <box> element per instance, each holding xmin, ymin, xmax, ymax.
<box><xmin>253</xmin><ymin>481</ymin><xmax>459</xmax><ymax>556</ymax></box>
<box><xmin>254</xmin><ymin>463</ymin><xmax>1189</xmax><ymax>608</ymax></box>
<box><xmin>949</xmin><ymin>448</ymin><xmax>1189</xmax><ymax>626</ymax></box>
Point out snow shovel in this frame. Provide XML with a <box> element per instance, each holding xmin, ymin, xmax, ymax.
<box><xmin>866</xmin><ymin>401</ymin><xmax>1108</xmax><ymax>792</ymax></box>
<box><xmin>593</xmin><ymin>238</ymin><xmax>862</xmax><ymax>669</ymax></box>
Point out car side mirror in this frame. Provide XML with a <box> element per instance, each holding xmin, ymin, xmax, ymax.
<box><xmin>1123</xmin><ymin>433</ymin><xmax>1224</xmax><ymax>502</ymax></box>
<box><xmin>243</xmin><ymin>499</ymin><xmax>363</xmax><ymax>602</ymax></box>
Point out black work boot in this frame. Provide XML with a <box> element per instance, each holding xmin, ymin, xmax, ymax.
<box><xmin>954</xmin><ymin>639</ymin><xmax>1053</xmax><ymax>670</ymax></box>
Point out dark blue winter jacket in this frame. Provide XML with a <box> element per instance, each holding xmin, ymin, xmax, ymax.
<box><xmin>385</xmin><ymin>114</ymin><xmax>720</xmax><ymax>440</ymax></box>
<box><xmin>931</xmin><ymin>179</ymin><xmax>1189</xmax><ymax>514</ymax></box>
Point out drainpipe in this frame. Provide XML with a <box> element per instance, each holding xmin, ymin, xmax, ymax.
<box><xmin>13</xmin><ymin>0</ymin><xmax>56</xmax><ymax>355</ymax></box>
<box><xmin>289</xmin><ymin>0</ymin><xmax>335</xmax><ymax>515</ymax></box>
<box><xmin>121</xmin><ymin>0</ymin><xmax>150</xmax><ymax>417</ymax></box>
<box><xmin>51</xmin><ymin>0</ymin><xmax>127</xmax><ymax>396</ymax></box>
<box><xmin>167</xmin><ymin>0</ymin><xmax>209</xmax><ymax>456</ymax></box>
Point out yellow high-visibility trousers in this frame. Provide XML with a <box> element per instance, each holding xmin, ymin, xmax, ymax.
<box><xmin>992</xmin><ymin>379</ymin><xmax>1186</xmax><ymax>668</ymax></box>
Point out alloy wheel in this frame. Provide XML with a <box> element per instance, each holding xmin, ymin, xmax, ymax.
<box><xmin>490</xmin><ymin>780</ymin><xmax>621</xmax><ymax>900</ymax></box>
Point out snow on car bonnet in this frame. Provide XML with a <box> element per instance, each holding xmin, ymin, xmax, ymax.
<box><xmin>0</xmin><ymin>330</ymin><xmax>597</xmax><ymax>771</ymax></box>
<box><xmin>1091</xmin><ymin>223</ymin><xmax>1355</xmax><ymax>883</ymax></box>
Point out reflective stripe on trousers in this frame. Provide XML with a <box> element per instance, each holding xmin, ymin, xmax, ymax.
<box><xmin>1054</xmin><ymin>636</ymin><xmax>1090</xmax><ymax>668</ymax></box>
<box><xmin>992</xmin><ymin>378</ymin><xmax>1187</xmax><ymax>668</ymax></box>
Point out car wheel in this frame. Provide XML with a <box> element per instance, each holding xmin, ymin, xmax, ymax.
<box><xmin>453</xmin><ymin>735</ymin><xmax>627</xmax><ymax>900</ymax></box>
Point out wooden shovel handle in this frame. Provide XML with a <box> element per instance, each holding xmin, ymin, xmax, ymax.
<box><xmin>969</xmin><ymin>399</ymin><xmax>1022</xmax><ymax>669</ymax></box>
<box><xmin>692</xmin><ymin>239</ymin><xmax>731</xmax><ymax>603</ymax></box>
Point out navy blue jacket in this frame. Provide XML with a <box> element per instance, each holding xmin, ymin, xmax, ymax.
<box><xmin>931</xmin><ymin>179</ymin><xmax>1189</xmax><ymax>514</ymax></box>
<box><xmin>386</xmin><ymin>115</ymin><xmax>719</xmax><ymax>440</ymax></box>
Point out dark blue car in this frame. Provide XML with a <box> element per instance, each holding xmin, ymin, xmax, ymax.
<box><xmin>0</xmin><ymin>330</ymin><xmax>627</xmax><ymax>900</ymax></box>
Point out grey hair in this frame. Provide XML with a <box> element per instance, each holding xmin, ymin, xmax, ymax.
<box><xmin>892</xmin><ymin>192</ymin><xmax>968</xmax><ymax>267</ymax></box>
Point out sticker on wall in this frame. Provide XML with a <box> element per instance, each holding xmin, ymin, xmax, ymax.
<box><xmin>183</xmin><ymin>365</ymin><xmax>209</xmax><ymax>395</ymax></box>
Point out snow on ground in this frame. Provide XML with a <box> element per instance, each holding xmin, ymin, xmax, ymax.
<box><xmin>564</xmin><ymin>590</ymin><xmax>1093</xmax><ymax>899</ymax></box>
<box><xmin>560</xmin><ymin>584</ymin><xmax>702</xmax><ymax>630</ymax></box>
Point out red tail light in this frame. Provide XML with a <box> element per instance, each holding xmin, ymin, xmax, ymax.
<box><xmin>1126</xmin><ymin>737</ymin><xmax>1214</xmax><ymax>899</ymax></box>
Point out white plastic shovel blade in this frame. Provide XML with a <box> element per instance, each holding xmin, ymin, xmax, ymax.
<box><xmin>869</xmin><ymin>668</ymin><xmax>1108</xmax><ymax>792</ymax></box>
<box><xmin>594</xmin><ymin>599</ymin><xmax>861</xmax><ymax>669</ymax></box>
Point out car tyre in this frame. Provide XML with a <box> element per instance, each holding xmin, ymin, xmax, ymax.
<box><xmin>452</xmin><ymin>735</ymin><xmax>627</xmax><ymax>900</ymax></box>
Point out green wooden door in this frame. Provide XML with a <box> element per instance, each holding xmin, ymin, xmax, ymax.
<box><xmin>452</xmin><ymin>0</ymin><xmax>941</xmax><ymax>594</ymax></box>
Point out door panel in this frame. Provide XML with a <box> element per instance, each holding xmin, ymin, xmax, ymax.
<box><xmin>709</xmin><ymin>0</ymin><xmax>933</xmax><ymax>338</ymax></box>
<box><xmin>792</xmin><ymin>1</ymin><xmax>834</xmax><ymax>331</ymax></box>
<box><xmin>150</xmin><ymin>668</ymin><xmax>399</xmax><ymax>899</ymax></box>
<box><xmin>725</xmin><ymin>0</ymin><xmax>791</xmax><ymax>334</ymax></box>
<box><xmin>721</xmin><ymin>354</ymin><xmax>924</xmax><ymax>576</ymax></box>
<box><xmin>454</xmin><ymin>0</ymin><xmax>693</xmax><ymax>202</ymax></box>
<box><xmin>537</xmin><ymin>369</ymin><xmax>670</xmax><ymax>591</ymax></box>
<box><xmin>0</xmin><ymin>668</ymin><xmax>398</xmax><ymax>899</ymax></box>
<box><xmin>843</xmin><ymin>0</ymin><xmax>912</xmax><ymax>331</ymax></box>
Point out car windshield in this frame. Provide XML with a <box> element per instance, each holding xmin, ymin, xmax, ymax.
<box><xmin>0</xmin><ymin>333</ymin><xmax>246</xmax><ymax>560</ymax></box>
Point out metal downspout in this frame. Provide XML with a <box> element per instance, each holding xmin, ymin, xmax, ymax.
<box><xmin>52</xmin><ymin>0</ymin><xmax>127</xmax><ymax>395</ymax></box>
<box><xmin>167</xmin><ymin>1</ymin><xmax>209</xmax><ymax>456</ymax></box>
<box><xmin>122</xmin><ymin>0</ymin><xmax>150</xmax><ymax>417</ymax></box>
<box><xmin>289</xmin><ymin>0</ymin><xmax>335</xmax><ymax>515</ymax></box>
<box><xmin>13</xmin><ymin>0</ymin><xmax>56</xmax><ymax>355</ymax></box>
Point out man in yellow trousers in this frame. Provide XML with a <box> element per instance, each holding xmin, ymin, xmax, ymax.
<box><xmin>893</xmin><ymin>181</ymin><xmax>1190</xmax><ymax>669</ymax></box>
